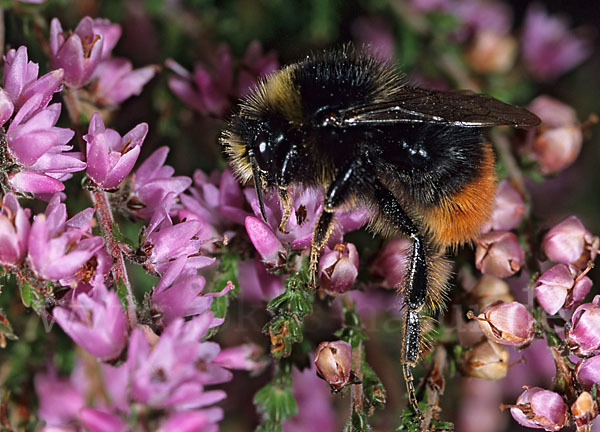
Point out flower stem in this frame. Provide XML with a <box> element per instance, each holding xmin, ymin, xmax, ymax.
<box><xmin>351</xmin><ymin>340</ymin><xmax>364</xmax><ymax>415</ymax></box>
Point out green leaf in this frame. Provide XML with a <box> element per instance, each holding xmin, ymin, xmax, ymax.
<box><xmin>254</xmin><ymin>372</ymin><xmax>298</xmax><ymax>429</ymax></box>
<box><xmin>115</xmin><ymin>278</ymin><xmax>130</xmax><ymax>311</ymax></box>
<box><xmin>19</xmin><ymin>281</ymin><xmax>33</xmax><ymax>308</ymax></box>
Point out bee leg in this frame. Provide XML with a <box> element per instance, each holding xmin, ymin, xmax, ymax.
<box><xmin>309</xmin><ymin>158</ymin><xmax>365</xmax><ymax>287</ymax></box>
<box><xmin>374</xmin><ymin>183</ymin><xmax>427</xmax><ymax>421</ymax></box>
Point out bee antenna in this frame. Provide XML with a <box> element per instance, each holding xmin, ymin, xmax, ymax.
<box><xmin>249</xmin><ymin>152</ymin><xmax>268</xmax><ymax>223</ymax></box>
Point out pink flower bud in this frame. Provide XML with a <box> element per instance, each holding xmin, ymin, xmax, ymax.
<box><xmin>465</xmin><ymin>31</ymin><xmax>517</xmax><ymax>74</ymax></box>
<box><xmin>576</xmin><ymin>356</ymin><xmax>600</xmax><ymax>391</ymax></box>
<box><xmin>475</xmin><ymin>231</ymin><xmax>525</xmax><ymax>278</ymax></box>
<box><xmin>542</xmin><ymin>216</ymin><xmax>598</xmax><ymax>268</ymax></box>
<box><xmin>470</xmin><ymin>275</ymin><xmax>514</xmax><ymax>311</ymax></box>
<box><xmin>318</xmin><ymin>243</ymin><xmax>359</xmax><ymax>295</ymax></box>
<box><xmin>509</xmin><ymin>387</ymin><xmax>568</xmax><ymax>431</ymax></box>
<box><xmin>460</xmin><ymin>339</ymin><xmax>509</xmax><ymax>381</ymax></box>
<box><xmin>473</xmin><ymin>301</ymin><xmax>535</xmax><ymax>347</ymax></box>
<box><xmin>481</xmin><ymin>180</ymin><xmax>525</xmax><ymax>232</ymax></box>
<box><xmin>370</xmin><ymin>237</ymin><xmax>410</xmax><ymax>289</ymax></box>
<box><xmin>567</xmin><ymin>295</ymin><xmax>600</xmax><ymax>356</ymax></box>
<box><xmin>314</xmin><ymin>340</ymin><xmax>352</xmax><ymax>390</ymax></box>
<box><xmin>571</xmin><ymin>391</ymin><xmax>598</xmax><ymax>429</ymax></box>
<box><xmin>0</xmin><ymin>193</ymin><xmax>31</xmax><ymax>268</ymax></box>
<box><xmin>535</xmin><ymin>264</ymin><xmax>592</xmax><ymax>315</ymax></box>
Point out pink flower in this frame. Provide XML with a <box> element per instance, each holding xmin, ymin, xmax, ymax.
<box><xmin>351</xmin><ymin>17</ymin><xmax>396</xmax><ymax>61</ymax></box>
<box><xmin>84</xmin><ymin>112</ymin><xmax>147</xmax><ymax>190</ymax></box>
<box><xmin>535</xmin><ymin>264</ymin><xmax>592</xmax><ymax>315</ymax></box>
<box><xmin>151</xmin><ymin>256</ymin><xmax>231</xmax><ymax>326</ymax></box>
<box><xmin>370</xmin><ymin>237</ymin><xmax>411</xmax><ymax>289</ymax></box>
<box><xmin>34</xmin><ymin>369</ymin><xmax>85</xmax><ymax>426</ymax></box>
<box><xmin>237</xmin><ymin>41</ymin><xmax>279</xmax><ymax>97</ymax></box>
<box><xmin>576</xmin><ymin>356</ymin><xmax>600</xmax><ymax>391</ymax></box>
<box><xmin>214</xmin><ymin>343</ymin><xmax>268</xmax><ymax>372</ymax></box>
<box><xmin>509</xmin><ymin>387</ymin><xmax>568</xmax><ymax>431</ymax></box>
<box><xmin>3</xmin><ymin>46</ymin><xmax>64</xmax><ymax>111</ymax></box>
<box><xmin>53</xmin><ymin>284</ymin><xmax>128</xmax><ymax>361</ymax></box>
<box><xmin>79</xmin><ymin>408</ymin><xmax>127</xmax><ymax>432</ymax></box>
<box><xmin>237</xmin><ymin>257</ymin><xmax>285</xmax><ymax>303</ymax></box>
<box><xmin>567</xmin><ymin>295</ymin><xmax>600</xmax><ymax>356</ymax></box>
<box><xmin>521</xmin><ymin>4</ymin><xmax>591</xmax><ymax>81</ymax></box>
<box><xmin>166</xmin><ymin>44</ymin><xmax>233</xmax><ymax>117</ymax></box>
<box><xmin>473</xmin><ymin>301</ymin><xmax>535</xmax><ymax>347</ymax></box>
<box><xmin>127</xmin><ymin>313</ymin><xmax>231</xmax><ymax>412</ymax></box>
<box><xmin>0</xmin><ymin>193</ymin><xmax>31</xmax><ymax>268</ymax></box>
<box><xmin>245</xmin><ymin>216</ymin><xmax>286</xmax><ymax>266</ymax></box>
<box><xmin>49</xmin><ymin>17</ymin><xmax>106</xmax><ymax>88</ymax></box>
<box><xmin>89</xmin><ymin>58</ymin><xmax>157</xmax><ymax>106</ymax></box>
<box><xmin>27</xmin><ymin>197</ymin><xmax>105</xmax><ymax>282</ymax></box>
<box><xmin>542</xmin><ymin>216</ymin><xmax>598</xmax><ymax>268</ymax></box>
<box><xmin>475</xmin><ymin>231</ymin><xmax>525</xmax><ymax>278</ymax></box>
<box><xmin>314</xmin><ymin>340</ymin><xmax>353</xmax><ymax>390</ymax></box>
<box><xmin>125</xmin><ymin>146</ymin><xmax>192</xmax><ymax>219</ymax></box>
<box><xmin>527</xmin><ymin>96</ymin><xmax>583</xmax><ymax>174</ymax></box>
<box><xmin>318</xmin><ymin>243</ymin><xmax>359</xmax><ymax>295</ymax></box>
<box><xmin>481</xmin><ymin>180</ymin><xmax>525</xmax><ymax>232</ymax></box>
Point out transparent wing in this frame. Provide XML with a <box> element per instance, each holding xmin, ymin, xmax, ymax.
<box><xmin>329</xmin><ymin>87</ymin><xmax>541</xmax><ymax>128</ymax></box>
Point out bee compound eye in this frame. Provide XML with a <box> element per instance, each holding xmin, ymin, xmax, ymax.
<box><xmin>254</xmin><ymin>131</ymin><xmax>273</xmax><ymax>171</ymax></box>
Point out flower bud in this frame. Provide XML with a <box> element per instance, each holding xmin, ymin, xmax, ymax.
<box><xmin>470</xmin><ymin>275</ymin><xmax>514</xmax><ymax>311</ymax></box>
<box><xmin>319</xmin><ymin>243</ymin><xmax>359</xmax><ymax>295</ymax></box>
<box><xmin>509</xmin><ymin>387</ymin><xmax>569</xmax><ymax>431</ymax></box>
<box><xmin>465</xmin><ymin>30</ymin><xmax>517</xmax><ymax>74</ymax></box>
<box><xmin>576</xmin><ymin>356</ymin><xmax>600</xmax><ymax>391</ymax></box>
<box><xmin>473</xmin><ymin>301</ymin><xmax>535</xmax><ymax>347</ymax></box>
<box><xmin>0</xmin><ymin>193</ymin><xmax>31</xmax><ymax>268</ymax></box>
<box><xmin>567</xmin><ymin>295</ymin><xmax>600</xmax><ymax>356</ymax></box>
<box><xmin>481</xmin><ymin>180</ymin><xmax>525</xmax><ymax>233</ymax></box>
<box><xmin>527</xmin><ymin>96</ymin><xmax>583</xmax><ymax>174</ymax></box>
<box><xmin>571</xmin><ymin>391</ymin><xmax>598</xmax><ymax>429</ymax></box>
<box><xmin>370</xmin><ymin>237</ymin><xmax>410</xmax><ymax>289</ymax></box>
<box><xmin>314</xmin><ymin>340</ymin><xmax>352</xmax><ymax>390</ymax></box>
<box><xmin>460</xmin><ymin>339</ymin><xmax>509</xmax><ymax>380</ymax></box>
<box><xmin>542</xmin><ymin>216</ymin><xmax>598</xmax><ymax>268</ymax></box>
<box><xmin>475</xmin><ymin>231</ymin><xmax>525</xmax><ymax>278</ymax></box>
<box><xmin>535</xmin><ymin>264</ymin><xmax>592</xmax><ymax>315</ymax></box>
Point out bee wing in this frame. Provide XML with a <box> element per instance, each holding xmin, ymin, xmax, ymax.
<box><xmin>335</xmin><ymin>87</ymin><xmax>541</xmax><ymax>128</ymax></box>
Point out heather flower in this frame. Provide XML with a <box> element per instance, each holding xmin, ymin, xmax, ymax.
<box><xmin>237</xmin><ymin>41</ymin><xmax>279</xmax><ymax>97</ymax></box>
<box><xmin>151</xmin><ymin>256</ymin><xmax>232</xmax><ymax>326</ymax></box>
<box><xmin>127</xmin><ymin>313</ymin><xmax>231</xmax><ymax>411</ymax></box>
<box><xmin>469</xmin><ymin>275</ymin><xmax>514</xmax><ymax>311</ymax></box>
<box><xmin>527</xmin><ymin>95</ymin><xmax>583</xmax><ymax>174</ymax></box>
<box><xmin>0</xmin><ymin>193</ymin><xmax>31</xmax><ymax>268</ymax></box>
<box><xmin>465</xmin><ymin>30</ymin><xmax>517</xmax><ymax>74</ymax></box>
<box><xmin>214</xmin><ymin>343</ymin><xmax>269</xmax><ymax>373</ymax></box>
<box><xmin>314</xmin><ymin>340</ymin><xmax>353</xmax><ymax>390</ymax></box>
<box><xmin>166</xmin><ymin>44</ymin><xmax>233</xmax><ymax>117</ymax></box>
<box><xmin>481</xmin><ymin>180</ymin><xmax>525</xmax><ymax>232</ymax></box>
<box><xmin>53</xmin><ymin>284</ymin><xmax>128</xmax><ymax>361</ymax></box>
<box><xmin>509</xmin><ymin>387</ymin><xmax>569</xmax><ymax>431</ymax></box>
<box><xmin>141</xmin><ymin>197</ymin><xmax>216</xmax><ymax>274</ymax></box>
<box><xmin>454</xmin><ymin>0</ymin><xmax>512</xmax><ymax>38</ymax></box>
<box><xmin>475</xmin><ymin>231</ymin><xmax>525</xmax><ymax>278</ymax></box>
<box><xmin>370</xmin><ymin>237</ymin><xmax>411</xmax><ymax>289</ymax></box>
<box><xmin>521</xmin><ymin>4</ymin><xmax>591</xmax><ymax>81</ymax></box>
<box><xmin>571</xmin><ymin>391</ymin><xmax>598</xmax><ymax>429</ymax></box>
<box><xmin>460</xmin><ymin>339</ymin><xmax>509</xmax><ymax>380</ymax></box>
<box><xmin>566</xmin><ymin>295</ymin><xmax>600</xmax><ymax>356</ymax></box>
<box><xmin>27</xmin><ymin>197</ymin><xmax>105</xmax><ymax>282</ymax></box>
<box><xmin>49</xmin><ymin>17</ymin><xmax>105</xmax><ymax>88</ymax></box>
<box><xmin>125</xmin><ymin>146</ymin><xmax>192</xmax><ymax>219</ymax></box>
<box><xmin>3</xmin><ymin>94</ymin><xmax>84</xmax><ymax>195</ymax></box>
<box><xmin>576</xmin><ymin>356</ymin><xmax>600</xmax><ymax>390</ymax></box>
<box><xmin>88</xmin><ymin>58</ymin><xmax>157</xmax><ymax>106</ymax></box>
<box><xmin>318</xmin><ymin>243</ymin><xmax>359</xmax><ymax>295</ymax></box>
<box><xmin>34</xmin><ymin>369</ymin><xmax>85</xmax><ymax>426</ymax></box>
<box><xmin>3</xmin><ymin>46</ymin><xmax>64</xmax><ymax>110</ymax></box>
<box><xmin>158</xmin><ymin>410</ymin><xmax>223</xmax><ymax>432</ymax></box>
<box><xmin>542</xmin><ymin>216</ymin><xmax>598</xmax><ymax>268</ymax></box>
<box><xmin>456</xmin><ymin>379</ymin><xmax>504</xmax><ymax>432</ymax></box>
<box><xmin>84</xmin><ymin>112</ymin><xmax>148</xmax><ymax>190</ymax></box>
<box><xmin>245</xmin><ymin>216</ymin><xmax>286</xmax><ymax>267</ymax></box>
<box><xmin>473</xmin><ymin>301</ymin><xmax>535</xmax><ymax>347</ymax></box>
<box><xmin>535</xmin><ymin>264</ymin><xmax>592</xmax><ymax>315</ymax></box>
<box><xmin>237</xmin><ymin>257</ymin><xmax>285</xmax><ymax>303</ymax></box>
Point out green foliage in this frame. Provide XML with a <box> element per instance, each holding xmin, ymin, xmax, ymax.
<box><xmin>254</xmin><ymin>363</ymin><xmax>298</xmax><ymax>431</ymax></box>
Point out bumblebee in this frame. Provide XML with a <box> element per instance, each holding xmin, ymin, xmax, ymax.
<box><xmin>221</xmin><ymin>47</ymin><xmax>540</xmax><ymax>418</ymax></box>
